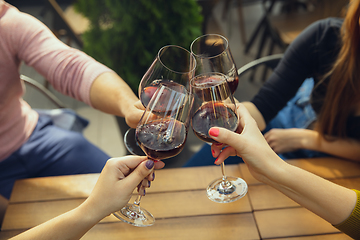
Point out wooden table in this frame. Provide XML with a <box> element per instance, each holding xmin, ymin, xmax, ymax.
<box><xmin>1</xmin><ymin>157</ymin><xmax>359</xmax><ymax>239</ymax></box>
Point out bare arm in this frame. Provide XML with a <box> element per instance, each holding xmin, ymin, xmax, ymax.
<box><xmin>242</xmin><ymin>101</ymin><xmax>266</xmax><ymax>131</ymax></box>
<box><xmin>10</xmin><ymin>157</ymin><xmax>165</xmax><ymax>240</ymax></box>
<box><xmin>264</xmin><ymin>128</ymin><xmax>360</xmax><ymax>162</ymax></box>
<box><xmin>210</xmin><ymin>103</ymin><xmax>357</xmax><ymax>226</ymax></box>
<box><xmin>90</xmin><ymin>72</ymin><xmax>144</xmax><ymax>128</ymax></box>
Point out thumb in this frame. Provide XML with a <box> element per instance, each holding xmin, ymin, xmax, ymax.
<box><xmin>122</xmin><ymin>160</ymin><xmax>154</xmax><ymax>191</ymax></box>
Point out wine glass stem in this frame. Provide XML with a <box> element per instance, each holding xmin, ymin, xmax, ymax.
<box><xmin>133</xmin><ymin>194</ymin><xmax>142</xmax><ymax>207</ymax></box>
<box><xmin>221</xmin><ymin>162</ymin><xmax>227</xmax><ymax>182</ymax></box>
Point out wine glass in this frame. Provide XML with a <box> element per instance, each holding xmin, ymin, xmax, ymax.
<box><xmin>139</xmin><ymin>45</ymin><xmax>196</xmax><ymax>108</ymax></box>
<box><xmin>190</xmin><ymin>34</ymin><xmax>239</xmax><ymax>94</ymax></box>
<box><xmin>190</xmin><ymin>72</ymin><xmax>247</xmax><ymax>203</ymax></box>
<box><xmin>124</xmin><ymin>45</ymin><xmax>196</xmax><ymax>155</ymax></box>
<box><xmin>114</xmin><ymin>84</ymin><xmax>193</xmax><ymax>226</ymax></box>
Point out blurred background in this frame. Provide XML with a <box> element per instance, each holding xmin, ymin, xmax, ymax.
<box><xmin>8</xmin><ymin>0</ymin><xmax>348</xmax><ymax>168</ymax></box>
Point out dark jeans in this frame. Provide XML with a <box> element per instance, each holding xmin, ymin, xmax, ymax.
<box><xmin>0</xmin><ymin>115</ymin><xmax>109</xmax><ymax>199</ymax></box>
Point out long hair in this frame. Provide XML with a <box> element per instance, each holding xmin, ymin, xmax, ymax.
<box><xmin>315</xmin><ymin>0</ymin><xmax>360</xmax><ymax>139</ymax></box>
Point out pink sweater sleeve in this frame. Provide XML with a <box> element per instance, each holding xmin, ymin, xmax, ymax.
<box><xmin>4</xmin><ymin>6</ymin><xmax>113</xmax><ymax>106</ymax></box>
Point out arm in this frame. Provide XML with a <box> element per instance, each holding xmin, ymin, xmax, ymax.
<box><xmin>10</xmin><ymin>156</ymin><xmax>165</xmax><ymax>240</ymax></box>
<box><xmin>90</xmin><ymin>72</ymin><xmax>144</xmax><ymax>128</ymax></box>
<box><xmin>6</xmin><ymin>6</ymin><xmax>143</xmax><ymax>128</ymax></box>
<box><xmin>242</xmin><ymin>101</ymin><xmax>266</xmax><ymax>131</ymax></box>
<box><xmin>210</xmin><ymin>103</ymin><xmax>357</xmax><ymax>226</ymax></box>
<box><xmin>264</xmin><ymin>128</ymin><xmax>360</xmax><ymax>162</ymax></box>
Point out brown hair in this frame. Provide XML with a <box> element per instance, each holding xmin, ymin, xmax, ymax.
<box><xmin>315</xmin><ymin>0</ymin><xmax>360</xmax><ymax>139</ymax></box>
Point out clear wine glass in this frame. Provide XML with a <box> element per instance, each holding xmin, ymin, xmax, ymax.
<box><xmin>124</xmin><ymin>45</ymin><xmax>196</xmax><ymax>155</ymax></box>
<box><xmin>139</xmin><ymin>45</ymin><xmax>196</xmax><ymax>108</ymax></box>
<box><xmin>190</xmin><ymin>34</ymin><xmax>239</xmax><ymax>94</ymax></box>
<box><xmin>114</xmin><ymin>84</ymin><xmax>193</xmax><ymax>226</ymax></box>
<box><xmin>190</xmin><ymin>72</ymin><xmax>247</xmax><ymax>203</ymax></box>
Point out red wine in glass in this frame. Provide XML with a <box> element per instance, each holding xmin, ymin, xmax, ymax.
<box><xmin>190</xmin><ymin>34</ymin><xmax>239</xmax><ymax>94</ymax></box>
<box><xmin>115</xmin><ymin>84</ymin><xmax>193</xmax><ymax>227</ymax></box>
<box><xmin>191</xmin><ymin>102</ymin><xmax>238</xmax><ymax>144</ymax></box>
<box><xmin>136</xmin><ymin>118</ymin><xmax>187</xmax><ymax>160</ymax></box>
<box><xmin>190</xmin><ymin>72</ymin><xmax>247</xmax><ymax>203</ymax></box>
<box><xmin>140</xmin><ymin>79</ymin><xmax>187</xmax><ymax>109</ymax></box>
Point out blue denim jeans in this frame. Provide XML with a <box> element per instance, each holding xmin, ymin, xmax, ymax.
<box><xmin>183</xmin><ymin>78</ymin><xmax>328</xmax><ymax>167</ymax></box>
<box><xmin>0</xmin><ymin>115</ymin><xmax>109</xmax><ymax>199</ymax></box>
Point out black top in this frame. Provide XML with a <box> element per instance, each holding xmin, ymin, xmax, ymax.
<box><xmin>251</xmin><ymin>17</ymin><xmax>360</xmax><ymax>139</ymax></box>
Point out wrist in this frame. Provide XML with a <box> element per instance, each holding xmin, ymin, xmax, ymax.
<box><xmin>300</xmin><ymin>129</ymin><xmax>319</xmax><ymax>150</ymax></box>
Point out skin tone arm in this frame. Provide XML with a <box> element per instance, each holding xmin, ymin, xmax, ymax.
<box><xmin>210</xmin><ymin>103</ymin><xmax>357</xmax><ymax>225</ymax></box>
<box><xmin>90</xmin><ymin>72</ymin><xmax>145</xmax><ymax>128</ymax></box>
<box><xmin>242</xmin><ymin>101</ymin><xmax>360</xmax><ymax>162</ymax></box>
<box><xmin>10</xmin><ymin>156</ymin><xmax>165</xmax><ymax>240</ymax></box>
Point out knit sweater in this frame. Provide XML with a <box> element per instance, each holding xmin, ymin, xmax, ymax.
<box><xmin>0</xmin><ymin>1</ymin><xmax>112</xmax><ymax>161</ymax></box>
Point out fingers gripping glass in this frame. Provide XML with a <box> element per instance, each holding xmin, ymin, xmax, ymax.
<box><xmin>114</xmin><ymin>85</ymin><xmax>193</xmax><ymax>226</ymax></box>
<box><xmin>190</xmin><ymin>72</ymin><xmax>247</xmax><ymax>203</ymax></box>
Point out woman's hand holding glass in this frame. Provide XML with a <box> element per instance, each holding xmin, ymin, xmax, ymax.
<box><xmin>209</xmin><ymin>103</ymin><xmax>283</xmax><ymax>182</ymax></box>
<box><xmin>190</xmin><ymin>72</ymin><xmax>247</xmax><ymax>203</ymax></box>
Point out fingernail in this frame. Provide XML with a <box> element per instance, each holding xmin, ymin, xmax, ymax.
<box><xmin>145</xmin><ymin>160</ymin><xmax>154</xmax><ymax>169</ymax></box>
<box><xmin>143</xmin><ymin>189</ymin><xmax>146</xmax><ymax>196</ymax></box>
<box><xmin>152</xmin><ymin>172</ymin><xmax>155</xmax><ymax>181</ymax></box>
<box><xmin>212</xmin><ymin>150</ymin><xmax>215</xmax><ymax>157</ymax></box>
<box><xmin>214</xmin><ymin>158</ymin><xmax>219</xmax><ymax>164</ymax></box>
<box><xmin>209</xmin><ymin>128</ymin><xmax>219</xmax><ymax>137</ymax></box>
<box><xmin>148</xmin><ymin>181</ymin><xmax>151</xmax><ymax>187</ymax></box>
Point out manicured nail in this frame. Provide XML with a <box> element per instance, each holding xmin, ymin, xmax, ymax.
<box><xmin>148</xmin><ymin>181</ymin><xmax>151</xmax><ymax>187</ymax></box>
<box><xmin>145</xmin><ymin>160</ymin><xmax>154</xmax><ymax>169</ymax></box>
<box><xmin>152</xmin><ymin>172</ymin><xmax>155</xmax><ymax>181</ymax></box>
<box><xmin>214</xmin><ymin>158</ymin><xmax>219</xmax><ymax>164</ymax></box>
<box><xmin>212</xmin><ymin>150</ymin><xmax>215</xmax><ymax>157</ymax></box>
<box><xmin>143</xmin><ymin>189</ymin><xmax>146</xmax><ymax>196</ymax></box>
<box><xmin>209</xmin><ymin>128</ymin><xmax>219</xmax><ymax>137</ymax></box>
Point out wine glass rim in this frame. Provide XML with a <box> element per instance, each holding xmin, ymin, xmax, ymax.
<box><xmin>190</xmin><ymin>34</ymin><xmax>229</xmax><ymax>59</ymax></box>
<box><xmin>190</xmin><ymin>72</ymin><xmax>228</xmax><ymax>89</ymax></box>
<box><xmin>157</xmin><ymin>45</ymin><xmax>197</xmax><ymax>74</ymax></box>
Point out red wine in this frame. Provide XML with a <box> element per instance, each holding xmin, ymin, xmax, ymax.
<box><xmin>140</xmin><ymin>79</ymin><xmax>187</xmax><ymax>108</ymax></box>
<box><xmin>191</xmin><ymin>102</ymin><xmax>238</xmax><ymax>143</ymax></box>
<box><xmin>227</xmin><ymin>75</ymin><xmax>239</xmax><ymax>95</ymax></box>
<box><xmin>191</xmin><ymin>75</ymin><xmax>231</xmax><ymax>102</ymax></box>
<box><xmin>136</xmin><ymin>119</ymin><xmax>187</xmax><ymax>160</ymax></box>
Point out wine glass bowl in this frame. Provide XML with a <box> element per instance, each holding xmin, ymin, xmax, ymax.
<box><xmin>190</xmin><ymin>72</ymin><xmax>247</xmax><ymax>203</ymax></box>
<box><xmin>124</xmin><ymin>45</ymin><xmax>195</xmax><ymax>157</ymax></box>
<box><xmin>139</xmin><ymin>45</ymin><xmax>196</xmax><ymax>108</ymax></box>
<box><xmin>114</xmin><ymin>85</ymin><xmax>193</xmax><ymax>226</ymax></box>
<box><xmin>190</xmin><ymin>34</ymin><xmax>239</xmax><ymax>94</ymax></box>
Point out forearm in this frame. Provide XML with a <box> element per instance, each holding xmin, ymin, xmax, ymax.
<box><xmin>9</xmin><ymin>202</ymin><xmax>104</xmax><ymax>240</ymax></box>
<box><xmin>300</xmin><ymin>129</ymin><xmax>360</xmax><ymax>161</ymax></box>
<box><xmin>242</xmin><ymin>101</ymin><xmax>266</xmax><ymax>131</ymax></box>
<box><xmin>90</xmin><ymin>71</ymin><xmax>139</xmax><ymax>117</ymax></box>
<box><xmin>263</xmin><ymin>161</ymin><xmax>357</xmax><ymax>225</ymax></box>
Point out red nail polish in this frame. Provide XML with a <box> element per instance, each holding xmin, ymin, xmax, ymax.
<box><xmin>214</xmin><ymin>158</ymin><xmax>219</xmax><ymax>164</ymax></box>
<box><xmin>212</xmin><ymin>150</ymin><xmax>215</xmax><ymax>157</ymax></box>
<box><xmin>209</xmin><ymin>128</ymin><xmax>219</xmax><ymax>137</ymax></box>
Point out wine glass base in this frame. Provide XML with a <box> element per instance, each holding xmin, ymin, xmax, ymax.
<box><xmin>113</xmin><ymin>203</ymin><xmax>155</xmax><ymax>227</ymax></box>
<box><xmin>206</xmin><ymin>176</ymin><xmax>248</xmax><ymax>203</ymax></box>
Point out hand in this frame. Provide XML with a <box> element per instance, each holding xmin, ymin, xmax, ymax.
<box><xmin>82</xmin><ymin>156</ymin><xmax>165</xmax><ymax>220</ymax></box>
<box><xmin>124</xmin><ymin>100</ymin><xmax>145</xmax><ymax>128</ymax></box>
<box><xmin>264</xmin><ymin>128</ymin><xmax>306</xmax><ymax>154</ymax></box>
<box><xmin>209</xmin><ymin>103</ymin><xmax>283</xmax><ymax>182</ymax></box>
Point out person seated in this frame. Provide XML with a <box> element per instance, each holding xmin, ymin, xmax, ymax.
<box><xmin>0</xmin><ymin>0</ymin><xmax>143</xmax><ymax>200</ymax></box>
<box><xmin>184</xmin><ymin>0</ymin><xmax>360</xmax><ymax>167</ymax></box>
<box><xmin>210</xmin><ymin>103</ymin><xmax>360</xmax><ymax>239</ymax></box>
<box><xmin>8</xmin><ymin>156</ymin><xmax>164</xmax><ymax>240</ymax></box>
